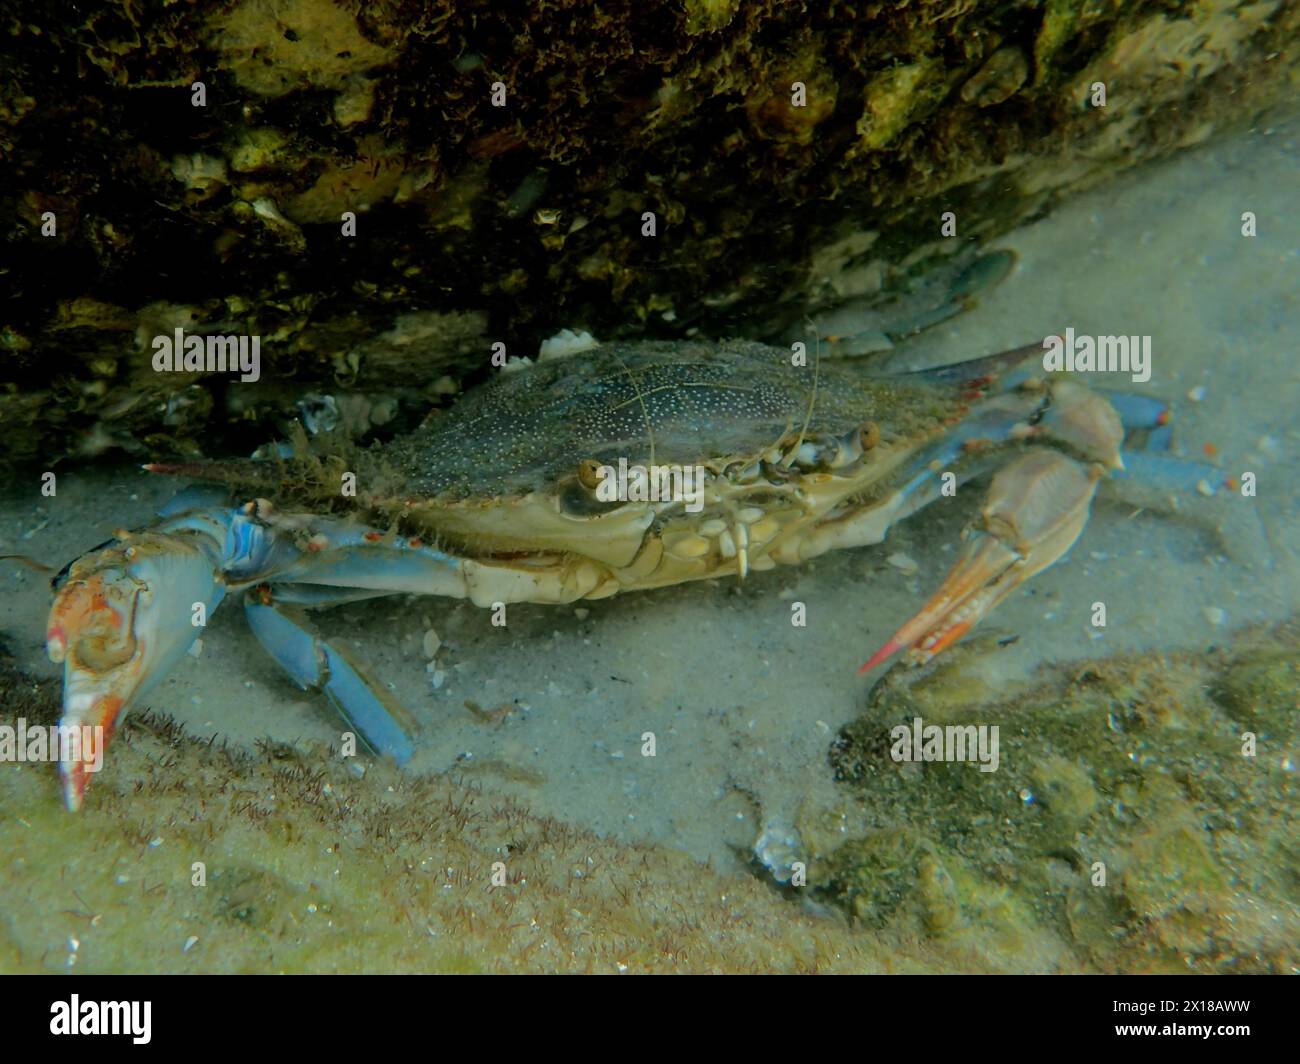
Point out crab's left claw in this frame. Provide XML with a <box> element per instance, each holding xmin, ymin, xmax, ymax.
<box><xmin>861</xmin><ymin>450</ymin><xmax>1102</xmax><ymax>674</ymax></box>
<box><xmin>47</xmin><ymin>533</ymin><xmax>224</xmax><ymax>809</ymax></box>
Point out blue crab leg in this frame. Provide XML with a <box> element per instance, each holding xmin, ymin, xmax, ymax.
<box><xmin>891</xmin><ymin>404</ymin><xmax>1042</xmax><ymax>509</ymax></box>
<box><xmin>270</xmin><ymin>537</ymin><xmax>470</xmax><ymax>598</ymax></box>
<box><xmin>860</xmin><ymin>373</ymin><xmax>1133</xmax><ymax>673</ymax></box>
<box><xmin>795</xmin><ymin>250</ymin><xmax>1019</xmax><ymax>356</ymax></box>
<box><xmin>861</xmin><ymin>445</ymin><xmax>1247</xmax><ymax>676</ymax></box>
<box><xmin>257</xmin><ymin>519</ymin><xmax>604</xmax><ymax>606</ymax></box>
<box><xmin>243</xmin><ymin>593</ymin><xmax>417</xmax><ymax>765</ymax></box>
<box><xmin>883</xmin><ymin>426</ymin><xmax>1181</xmax><ymax>553</ymax></box>
<box><xmin>1110</xmin><ymin>451</ymin><xmax>1235</xmax><ymax>494</ymax></box>
<box><xmin>882</xmin><ymin>339</ymin><xmax>1043</xmax><ymax>387</ymax></box>
<box><xmin>43</xmin><ymin>502</ymin><xmax>464</xmax><ymax>808</ymax></box>
<box><xmin>857</xmin><ymin>372</ymin><xmax>1240</xmax><ymax>674</ymax></box>
<box><xmin>1103</xmin><ymin>392</ymin><xmax>1171</xmax><ymax>434</ymax></box>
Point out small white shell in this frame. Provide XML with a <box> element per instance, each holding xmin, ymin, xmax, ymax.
<box><xmin>887</xmin><ymin>552</ymin><xmax>919</xmax><ymax>575</ymax></box>
<box><xmin>422</xmin><ymin>628</ymin><xmax>442</xmax><ymax>659</ymax></box>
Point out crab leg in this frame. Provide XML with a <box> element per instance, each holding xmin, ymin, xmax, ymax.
<box><xmin>860</xmin><ymin>450</ymin><xmax>1102</xmax><ymax>673</ymax></box>
<box><xmin>243</xmin><ymin>593</ymin><xmax>417</xmax><ymax>765</ymax></box>
<box><xmin>44</xmin><ymin>503</ymin><xmax>453</xmax><ymax>808</ymax></box>
<box><xmin>46</xmin><ymin>487</ymin><xmax>620</xmax><ymax>807</ymax></box>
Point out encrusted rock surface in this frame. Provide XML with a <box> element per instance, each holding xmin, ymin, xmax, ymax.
<box><xmin>2</xmin><ymin>0</ymin><xmax>1297</xmax><ymax>466</ymax></box>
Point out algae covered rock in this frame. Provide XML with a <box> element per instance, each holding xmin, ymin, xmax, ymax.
<box><xmin>822</xmin><ymin>620</ymin><xmax>1300</xmax><ymax>972</ymax></box>
<box><xmin>1</xmin><ymin>0</ymin><xmax>1297</xmax><ymax>468</ymax></box>
<box><xmin>0</xmin><ymin>653</ymin><xmax>895</xmax><ymax>973</ymax></box>
<box><xmin>1211</xmin><ymin>647</ymin><xmax>1299</xmax><ymax>737</ymax></box>
<box><xmin>1</xmin><ymin>603</ymin><xmax>1294</xmax><ymax>973</ymax></box>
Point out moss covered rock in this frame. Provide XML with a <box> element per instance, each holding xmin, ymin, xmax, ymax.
<box><xmin>821</xmin><ymin>619</ymin><xmax>1300</xmax><ymax>972</ymax></box>
<box><xmin>1</xmin><ymin>0</ymin><xmax>1297</xmax><ymax>467</ymax></box>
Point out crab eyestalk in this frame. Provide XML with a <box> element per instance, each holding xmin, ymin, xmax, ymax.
<box><xmin>46</xmin><ymin>532</ymin><xmax>225</xmax><ymax>810</ymax></box>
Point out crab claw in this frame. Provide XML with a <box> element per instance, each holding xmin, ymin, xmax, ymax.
<box><xmin>861</xmin><ymin>450</ymin><xmax>1102</xmax><ymax>674</ymax></box>
<box><xmin>47</xmin><ymin>532</ymin><xmax>224</xmax><ymax>810</ymax></box>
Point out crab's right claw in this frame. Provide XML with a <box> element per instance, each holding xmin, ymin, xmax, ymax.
<box><xmin>861</xmin><ymin>450</ymin><xmax>1102</xmax><ymax>673</ymax></box>
<box><xmin>47</xmin><ymin>533</ymin><xmax>224</xmax><ymax>810</ymax></box>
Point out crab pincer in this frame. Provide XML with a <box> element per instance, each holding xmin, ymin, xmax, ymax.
<box><xmin>858</xmin><ymin>372</ymin><xmax>1132</xmax><ymax>675</ymax></box>
<box><xmin>860</xmin><ymin>450</ymin><xmax>1104</xmax><ymax>673</ymax></box>
<box><xmin>46</xmin><ymin>530</ymin><xmax>226</xmax><ymax>809</ymax></box>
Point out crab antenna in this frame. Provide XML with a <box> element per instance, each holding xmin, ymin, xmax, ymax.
<box><xmin>779</xmin><ymin>314</ymin><xmax>822</xmax><ymax>470</ymax></box>
<box><xmin>611</xmin><ymin>349</ymin><xmax>657</xmax><ymax>470</ymax></box>
<box><xmin>0</xmin><ymin>554</ymin><xmax>55</xmax><ymax>574</ymax></box>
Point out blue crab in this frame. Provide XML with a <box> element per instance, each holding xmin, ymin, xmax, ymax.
<box><xmin>44</xmin><ymin>316</ymin><xmax>1228</xmax><ymax>810</ymax></box>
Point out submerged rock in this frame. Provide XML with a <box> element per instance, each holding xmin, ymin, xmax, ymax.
<box><xmin>2</xmin><ymin>1</ymin><xmax>1297</xmax><ymax>468</ymax></box>
<box><xmin>818</xmin><ymin>619</ymin><xmax>1300</xmax><ymax>972</ymax></box>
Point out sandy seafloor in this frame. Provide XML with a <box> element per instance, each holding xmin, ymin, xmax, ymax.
<box><xmin>2</xmin><ymin>112</ymin><xmax>1297</xmax><ymax>880</ymax></box>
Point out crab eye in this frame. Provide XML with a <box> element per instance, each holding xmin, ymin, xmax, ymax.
<box><xmin>577</xmin><ymin>458</ymin><xmax>605</xmax><ymax>490</ymax></box>
<box><xmin>558</xmin><ymin>475</ymin><xmax>626</xmax><ymax>517</ymax></box>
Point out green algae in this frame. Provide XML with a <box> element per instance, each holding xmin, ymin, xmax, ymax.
<box><xmin>2</xmin><ymin>607</ymin><xmax>1295</xmax><ymax>973</ymax></box>
<box><xmin>1211</xmin><ymin>650</ymin><xmax>1298</xmax><ymax>738</ymax></box>
<box><xmin>0</xmin><ymin>656</ymin><xmax>888</xmax><ymax>973</ymax></box>
<box><xmin>2</xmin><ymin>0</ymin><xmax>1297</xmax><ymax>470</ymax></box>
<box><xmin>852</xmin><ymin>59</ymin><xmax>953</xmax><ymax>154</ymax></box>
<box><xmin>682</xmin><ymin>0</ymin><xmax>740</xmax><ymax>37</ymax></box>
<box><xmin>818</xmin><ymin>621</ymin><xmax>1300</xmax><ymax>973</ymax></box>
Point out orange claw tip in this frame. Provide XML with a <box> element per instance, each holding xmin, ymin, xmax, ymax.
<box><xmin>58</xmin><ymin>697</ymin><xmax>120</xmax><ymax>812</ymax></box>
<box><xmin>61</xmin><ymin>744</ymin><xmax>106</xmax><ymax>811</ymax></box>
<box><xmin>61</xmin><ymin>762</ymin><xmax>88</xmax><ymax>812</ymax></box>
<box><xmin>858</xmin><ymin>638</ymin><xmax>903</xmax><ymax>676</ymax></box>
<box><xmin>917</xmin><ymin>619</ymin><xmax>974</xmax><ymax>661</ymax></box>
